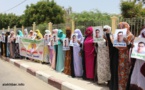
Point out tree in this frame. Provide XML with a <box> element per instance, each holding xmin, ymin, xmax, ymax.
<box><xmin>71</xmin><ymin>10</ymin><xmax>111</xmax><ymax>24</ymax></box>
<box><xmin>121</xmin><ymin>0</ymin><xmax>145</xmax><ymax>18</ymax></box>
<box><xmin>22</xmin><ymin>0</ymin><xmax>65</xmax><ymax>27</ymax></box>
<box><xmin>0</xmin><ymin>13</ymin><xmax>21</xmax><ymax>29</ymax></box>
<box><xmin>70</xmin><ymin>10</ymin><xmax>112</xmax><ymax>34</ymax></box>
<box><xmin>120</xmin><ymin>0</ymin><xmax>145</xmax><ymax>36</ymax></box>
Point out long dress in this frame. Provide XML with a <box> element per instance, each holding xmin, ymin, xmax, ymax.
<box><xmin>118</xmin><ymin>35</ymin><xmax>134</xmax><ymax>90</ymax></box>
<box><xmin>95</xmin><ymin>41</ymin><xmax>111</xmax><ymax>84</ymax></box>
<box><xmin>130</xmin><ymin>60</ymin><xmax>145</xmax><ymax>90</ymax></box>
<box><xmin>63</xmin><ymin>45</ymin><xmax>72</xmax><ymax>75</ymax></box>
<box><xmin>6</xmin><ymin>35</ymin><xmax>10</xmax><ymax>57</ymax></box>
<box><xmin>50</xmin><ymin>44</ymin><xmax>56</xmax><ymax>69</ymax></box>
<box><xmin>1</xmin><ymin>35</ymin><xmax>6</xmax><ymax>57</ymax></box>
<box><xmin>82</xmin><ymin>36</ymin><xmax>95</xmax><ymax>79</ymax></box>
<box><xmin>10</xmin><ymin>36</ymin><xmax>16</xmax><ymax>59</ymax></box>
<box><xmin>53</xmin><ymin>45</ymin><xmax>57</xmax><ymax>69</ymax></box>
<box><xmin>43</xmin><ymin>39</ymin><xmax>49</xmax><ymax>63</ymax></box>
<box><xmin>55</xmin><ymin>30</ymin><xmax>66</xmax><ymax>72</ymax></box>
<box><xmin>56</xmin><ymin>43</ymin><xmax>65</xmax><ymax>72</ymax></box>
<box><xmin>15</xmin><ymin>35</ymin><xmax>21</xmax><ymax>58</ymax></box>
<box><xmin>106</xmin><ymin>33</ymin><xmax>119</xmax><ymax>90</ymax></box>
<box><xmin>72</xmin><ymin>41</ymin><xmax>83</xmax><ymax>77</ymax></box>
<box><xmin>64</xmin><ymin>29</ymin><xmax>72</xmax><ymax>75</ymax></box>
<box><xmin>5</xmin><ymin>34</ymin><xmax>8</xmax><ymax>57</ymax></box>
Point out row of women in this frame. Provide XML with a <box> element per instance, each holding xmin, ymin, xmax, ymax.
<box><xmin>0</xmin><ymin>22</ymin><xmax>145</xmax><ymax>90</ymax></box>
<box><xmin>0</xmin><ymin>29</ymin><xmax>43</xmax><ymax>59</ymax></box>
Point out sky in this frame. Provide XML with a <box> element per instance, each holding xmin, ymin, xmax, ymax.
<box><xmin>0</xmin><ymin>0</ymin><xmax>121</xmax><ymax>15</ymax></box>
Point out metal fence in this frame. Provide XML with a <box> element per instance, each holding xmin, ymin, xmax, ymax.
<box><xmin>52</xmin><ymin>23</ymin><xmax>72</xmax><ymax>33</ymax></box>
<box><xmin>75</xmin><ymin>20</ymin><xmax>111</xmax><ymax>35</ymax></box>
<box><xmin>0</xmin><ymin>17</ymin><xmax>145</xmax><ymax>37</ymax></box>
<box><xmin>118</xmin><ymin>17</ymin><xmax>145</xmax><ymax>36</ymax></box>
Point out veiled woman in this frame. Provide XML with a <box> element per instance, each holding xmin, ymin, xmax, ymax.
<box><xmin>81</xmin><ymin>26</ymin><xmax>95</xmax><ymax>80</ymax></box>
<box><xmin>95</xmin><ymin>26</ymin><xmax>111</xmax><ymax>84</ymax></box>
<box><xmin>28</xmin><ymin>30</ymin><xmax>36</xmax><ymax>40</ymax></box>
<box><xmin>43</xmin><ymin>30</ymin><xmax>51</xmax><ymax>63</ymax></box>
<box><xmin>1</xmin><ymin>32</ymin><xmax>6</xmax><ymax>57</ymax></box>
<box><xmin>55</xmin><ymin>29</ymin><xmax>66</xmax><ymax>72</ymax></box>
<box><xmin>129</xmin><ymin>26</ymin><xmax>145</xmax><ymax>90</ymax></box>
<box><xmin>103</xmin><ymin>25</ymin><xmax>119</xmax><ymax>89</ymax></box>
<box><xmin>5</xmin><ymin>31</ymin><xmax>10</xmax><ymax>57</ymax></box>
<box><xmin>35</xmin><ymin>29</ymin><xmax>43</xmax><ymax>40</ymax></box>
<box><xmin>23</xmin><ymin>29</ymin><xmax>28</xmax><ymax>38</ymax></box>
<box><xmin>117</xmin><ymin>22</ymin><xmax>134</xmax><ymax>90</ymax></box>
<box><xmin>15</xmin><ymin>30</ymin><xmax>23</xmax><ymax>58</ymax></box>
<box><xmin>70</xmin><ymin>29</ymin><xmax>83</xmax><ymax>77</ymax></box>
<box><xmin>50</xmin><ymin>29</ymin><xmax>58</xmax><ymax>69</ymax></box>
<box><xmin>9</xmin><ymin>31</ymin><xmax>16</xmax><ymax>58</ymax></box>
<box><xmin>63</xmin><ymin>27</ymin><xmax>72</xmax><ymax>75</ymax></box>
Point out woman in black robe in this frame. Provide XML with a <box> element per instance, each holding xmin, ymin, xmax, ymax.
<box><xmin>1</xmin><ymin>32</ymin><xmax>6</xmax><ymax>57</ymax></box>
<box><xmin>5</xmin><ymin>32</ymin><xmax>10</xmax><ymax>57</ymax></box>
<box><xmin>103</xmin><ymin>25</ymin><xmax>119</xmax><ymax>90</ymax></box>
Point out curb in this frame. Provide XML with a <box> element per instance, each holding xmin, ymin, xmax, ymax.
<box><xmin>1</xmin><ymin>56</ymin><xmax>86</xmax><ymax>90</ymax></box>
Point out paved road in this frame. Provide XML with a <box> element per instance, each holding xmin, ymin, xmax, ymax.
<box><xmin>0</xmin><ymin>59</ymin><xmax>58</xmax><ymax>90</ymax></box>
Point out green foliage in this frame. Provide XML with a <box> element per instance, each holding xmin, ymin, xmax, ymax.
<box><xmin>70</xmin><ymin>10</ymin><xmax>112</xmax><ymax>34</ymax></box>
<box><xmin>71</xmin><ymin>10</ymin><xmax>111</xmax><ymax>23</ymax></box>
<box><xmin>36</xmin><ymin>23</ymin><xmax>48</xmax><ymax>35</ymax></box>
<box><xmin>121</xmin><ymin>1</ymin><xmax>145</xmax><ymax>18</ymax></box>
<box><xmin>0</xmin><ymin>13</ymin><xmax>21</xmax><ymax>29</ymax></box>
<box><xmin>22</xmin><ymin>0</ymin><xmax>65</xmax><ymax>27</ymax></box>
<box><xmin>120</xmin><ymin>1</ymin><xmax>145</xmax><ymax>36</ymax></box>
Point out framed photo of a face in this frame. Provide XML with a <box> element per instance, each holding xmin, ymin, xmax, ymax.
<box><xmin>63</xmin><ymin>38</ymin><xmax>70</xmax><ymax>50</ymax></box>
<box><xmin>52</xmin><ymin>34</ymin><xmax>58</xmax><ymax>45</ymax></box>
<box><xmin>131</xmin><ymin>37</ymin><xmax>145</xmax><ymax>61</ymax></box>
<box><xmin>2</xmin><ymin>33</ymin><xmax>5</xmax><ymax>43</ymax></box>
<box><xmin>49</xmin><ymin>38</ymin><xmax>54</xmax><ymax>49</ymax></box>
<box><xmin>44</xmin><ymin>34</ymin><xmax>51</xmax><ymax>45</ymax></box>
<box><xmin>69</xmin><ymin>34</ymin><xmax>78</xmax><ymax>46</ymax></box>
<box><xmin>113</xmin><ymin>28</ymin><xmax>127</xmax><ymax>47</ymax></box>
<box><xmin>15</xmin><ymin>35</ymin><xmax>20</xmax><ymax>43</ymax></box>
<box><xmin>48</xmin><ymin>34</ymin><xmax>51</xmax><ymax>42</ymax></box>
<box><xmin>93</xmin><ymin>26</ymin><xmax>104</xmax><ymax>43</ymax></box>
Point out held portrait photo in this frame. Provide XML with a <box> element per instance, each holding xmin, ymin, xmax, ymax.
<box><xmin>44</xmin><ymin>34</ymin><xmax>50</xmax><ymax>45</ymax></box>
<box><xmin>93</xmin><ymin>26</ymin><xmax>104</xmax><ymax>42</ymax></box>
<box><xmin>49</xmin><ymin>38</ymin><xmax>54</xmax><ymax>49</ymax></box>
<box><xmin>69</xmin><ymin>34</ymin><xmax>78</xmax><ymax>46</ymax></box>
<box><xmin>113</xmin><ymin>28</ymin><xmax>127</xmax><ymax>47</ymax></box>
<box><xmin>52</xmin><ymin>34</ymin><xmax>58</xmax><ymax>45</ymax></box>
<box><xmin>131</xmin><ymin>37</ymin><xmax>145</xmax><ymax>61</ymax></box>
<box><xmin>48</xmin><ymin>34</ymin><xmax>51</xmax><ymax>42</ymax></box>
<box><xmin>63</xmin><ymin>38</ymin><xmax>70</xmax><ymax>50</ymax></box>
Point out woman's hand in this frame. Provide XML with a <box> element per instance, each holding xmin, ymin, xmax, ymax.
<box><xmin>77</xmin><ymin>40</ymin><xmax>81</xmax><ymax>44</ymax></box>
<box><xmin>123</xmin><ymin>37</ymin><xmax>129</xmax><ymax>44</ymax></box>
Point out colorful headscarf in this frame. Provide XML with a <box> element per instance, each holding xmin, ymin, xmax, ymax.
<box><xmin>103</xmin><ymin>25</ymin><xmax>112</xmax><ymax>33</ymax></box>
<box><xmin>57</xmin><ymin>29</ymin><xmax>66</xmax><ymax>44</ymax></box>
<box><xmin>66</xmin><ymin>27</ymin><xmax>71</xmax><ymax>39</ymax></box>
<box><xmin>74</xmin><ymin>29</ymin><xmax>83</xmax><ymax>39</ymax></box>
<box><xmin>45</xmin><ymin>30</ymin><xmax>51</xmax><ymax>35</ymax></box>
<box><xmin>24</xmin><ymin>29</ymin><xmax>28</xmax><ymax>36</ymax></box>
<box><xmin>35</xmin><ymin>29</ymin><xmax>43</xmax><ymax>39</ymax></box>
<box><xmin>85</xmin><ymin>26</ymin><xmax>93</xmax><ymax>36</ymax></box>
<box><xmin>17</xmin><ymin>30</ymin><xmax>23</xmax><ymax>37</ymax></box>
<box><xmin>10</xmin><ymin>31</ymin><xmax>15</xmax><ymax>37</ymax></box>
<box><xmin>52</xmin><ymin>29</ymin><xmax>58</xmax><ymax>35</ymax></box>
<box><xmin>118</xmin><ymin>22</ymin><xmax>130</xmax><ymax>31</ymax></box>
